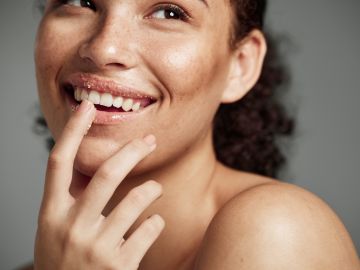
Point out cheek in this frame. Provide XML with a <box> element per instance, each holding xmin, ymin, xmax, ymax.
<box><xmin>141</xmin><ymin>38</ymin><xmax>231</xmax><ymax>138</ymax></box>
<box><xmin>138</xmin><ymin>34</ymin><xmax>231</xmax><ymax>146</ymax></box>
<box><xmin>141</xmin><ymin>30</ymin><xmax>230</xmax><ymax>105</ymax></box>
<box><xmin>35</xmin><ymin>18</ymin><xmax>71</xmax><ymax>80</ymax></box>
<box><xmin>35</xmin><ymin>18</ymin><xmax>76</xmax><ymax>139</ymax></box>
<box><xmin>158</xmin><ymin>43</ymin><xmax>214</xmax><ymax>98</ymax></box>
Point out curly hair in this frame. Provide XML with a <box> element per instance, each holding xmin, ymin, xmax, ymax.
<box><xmin>34</xmin><ymin>0</ymin><xmax>295</xmax><ymax>178</ymax></box>
<box><xmin>214</xmin><ymin>0</ymin><xmax>294</xmax><ymax>178</ymax></box>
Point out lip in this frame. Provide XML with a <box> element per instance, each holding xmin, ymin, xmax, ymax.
<box><xmin>62</xmin><ymin>73</ymin><xmax>159</xmax><ymax>125</ymax></box>
<box><xmin>65</xmin><ymin>73</ymin><xmax>159</xmax><ymax>99</ymax></box>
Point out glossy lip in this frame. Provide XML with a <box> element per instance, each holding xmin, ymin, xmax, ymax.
<box><xmin>64</xmin><ymin>72</ymin><xmax>159</xmax><ymax>100</ymax></box>
<box><xmin>62</xmin><ymin>73</ymin><xmax>159</xmax><ymax>125</ymax></box>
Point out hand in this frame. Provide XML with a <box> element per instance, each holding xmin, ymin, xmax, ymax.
<box><xmin>34</xmin><ymin>100</ymin><xmax>165</xmax><ymax>270</ymax></box>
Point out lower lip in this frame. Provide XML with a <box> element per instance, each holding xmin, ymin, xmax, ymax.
<box><xmin>65</xmin><ymin>91</ymin><xmax>155</xmax><ymax>125</ymax></box>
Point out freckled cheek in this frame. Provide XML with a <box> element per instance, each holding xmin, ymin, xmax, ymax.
<box><xmin>35</xmin><ymin>21</ymin><xmax>75</xmax><ymax>78</ymax></box>
<box><xmin>147</xmin><ymin>41</ymin><xmax>227</xmax><ymax>136</ymax></box>
<box><xmin>35</xmin><ymin>20</ymin><xmax>76</xmax><ymax>137</ymax></box>
<box><xmin>153</xmin><ymin>43</ymin><xmax>213</xmax><ymax>99</ymax></box>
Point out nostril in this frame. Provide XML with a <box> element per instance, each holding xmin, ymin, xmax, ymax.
<box><xmin>78</xmin><ymin>37</ymin><xmax>136</xmax><ymax>70</ymax></box>
<box><xmin>106</xmin><ymin>62</ymin><xmax>126</xmax><ymax>69</ymax></box>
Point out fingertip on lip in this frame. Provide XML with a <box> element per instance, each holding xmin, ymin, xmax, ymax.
<box><xmin>84</xmin><ymin>99</ymin><xmax>94</xmax><ymax>107</ymax></box>
<box><xmin>76</xmin><ymin>101</ymin><xmax>97</xmax><ymax>125</ymax></box>
<box><xmin>77</xmin><ymin>99</ymin><xmax>94</xmax><ymax>113</ymax></box>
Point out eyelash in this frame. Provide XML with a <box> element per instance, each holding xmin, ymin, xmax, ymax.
<box><xmin>54</xmin><ymin>0</ymin><xmax>190</xmax><ymax>22</ymax></box>
<box><xmin>150</xmin><ymin>4</ymin><xmax>190</xmax><ymax>22</ymax></box>
<box><xmin>56</xmin><ymin>0</ymin><xmax>96</xmax><ymax>10</ymax></box>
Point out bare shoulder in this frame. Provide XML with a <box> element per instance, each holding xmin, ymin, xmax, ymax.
<box><xmin>195</xmin><ymin>178</ymin><xmax>359</xmax><ymax>270</ymax></box>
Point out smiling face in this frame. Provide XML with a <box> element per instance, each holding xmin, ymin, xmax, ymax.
<box><xmin>35</xmin><ymin>0</ymin><xmax>250</xmax><ymax>176</ymax></box>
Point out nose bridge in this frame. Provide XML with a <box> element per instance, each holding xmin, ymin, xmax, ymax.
<box><xmin>79</xmin><ymin>11</ymin><xmax>135</xmax><ymax>69</ymax></box>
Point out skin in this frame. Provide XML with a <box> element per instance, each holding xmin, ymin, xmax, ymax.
<box><xmin>23</xmin><ymin>0</ymin><xmax>359</xmax><ymax>269</ymax></box>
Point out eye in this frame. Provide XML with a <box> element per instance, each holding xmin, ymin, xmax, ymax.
<box><xmin>149</xmin><ymin>4</ymin><xmax>189</xmax><ymax>21</ymax></box>
<box><xmin>59</xmin><ymin>0</ymin><xmax>96</xmax><ymax>10</ymax></box>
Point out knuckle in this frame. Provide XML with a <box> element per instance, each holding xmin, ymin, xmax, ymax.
<box><xmin>47</xmin><ymin>151</ymin><xmax>63</xmax><ymax>170</ymax></box>
<box><xmin>105</xmin><ymin>260</ymin><xmax>125</xmax><ymax>270</ymax></box>
<box><xmin>48</xmin><ymin>147</ymin><xmax>72</xmax><ymax>169</ymax></box>
<box><xmin>118</xmin><ymin>254</ymin><xmax>139</xmax><ymax>270</ymax></box>
<box><xmin>85</xmin><ymin>244</ymin><xmax>106</xmax><ymax>264</ymax></box>
<box><xmin>37</xmin><ymin>210</ymin><xmax>56</xmax><ymax>228</ymax></box>
<box><xmin>96</xmin><ymin>164</ymin><xmax>115</xmax><ymax>183</ymax></box>
<box><xmin>37</xmin><ymin>213</ymin><xmax>59</xmax><ymax>239</ymax></box>
<box><xmin>63</xmin><ymin>225</ymin><xmax>84</xmax><ymax>249</ymax></box>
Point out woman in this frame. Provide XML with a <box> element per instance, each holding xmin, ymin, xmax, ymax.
<box><xmin>26</xmin><ymin>0</ymin><xmax>358</xmax><ymax>269</ymax></box>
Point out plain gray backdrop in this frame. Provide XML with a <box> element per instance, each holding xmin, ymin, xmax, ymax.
<box><xmin>0</xmin><ymin>1</ymin><xmax>359</xmax><ymax>269</ymax></box>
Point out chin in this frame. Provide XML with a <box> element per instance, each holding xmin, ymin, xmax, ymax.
<box><xmin>73</xmin><ymin>135</ymin><xmax>157</xmax><ymax>178</ymax></box>
<box><xmin>72</xmin><ymin>135</ymin><xmax>121</xmax><ymax>176</ymax></box>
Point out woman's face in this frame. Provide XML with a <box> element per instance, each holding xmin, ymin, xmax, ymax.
<box><xmin>35</xmin><ymin>0</ymin><xmax>235</xmax><ymax>176</ymax></box>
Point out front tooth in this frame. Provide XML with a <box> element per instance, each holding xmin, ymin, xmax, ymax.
<box><xmin>113</xmin><ymin>96</ymin><xmax>123</xmax><ymax>108</ymax></box>
<box><xmin>88</xmin><ymin>90</ymin><xmax>100</xmax><ymax>104</ymax></box>
<box><xmin>80</xmin><ymin>89</ymin><xmax>89</xmax><ymax>100</ymax></box>
<box><xmin>122</xmin><ymin>98</ymin><xmax>133</xmax><ymax>111</ymax></box>
<box><xmin>132</xmin><ymin>102</ymin><xmax>141</xmax><ymax>111</ymax></box>
<box><xmin>100</xmin><ymin>93</ymin><xmax>113</xmax><ymax>107</ymax></box>
<box><xmin>74</xmin><ymin>88</ymin><xmax>82</xmax><ymax>101</ymax></box>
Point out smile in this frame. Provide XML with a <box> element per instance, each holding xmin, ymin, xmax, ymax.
<box><xmin>74</xmin><ymin>88</ymin><xmax>147</xmax><ymax>112</ymax></box>
<box><xmin>63</xmin><ymin>73</ymin><xmax>158</xmax><ymax>124</ymax></box>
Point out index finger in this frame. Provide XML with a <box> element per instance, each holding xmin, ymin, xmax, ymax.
<box><xmin>43</xmin><ymin>100</ymin><xmax>96</xmax><ymax>206</ymax></box>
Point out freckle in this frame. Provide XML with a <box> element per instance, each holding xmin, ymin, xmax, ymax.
<box><xmin>164</xmin><ymin>50</ymin><xmax>193</xmax><ymax>70</ymax></box>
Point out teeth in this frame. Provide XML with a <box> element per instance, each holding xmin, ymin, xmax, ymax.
<box><xmin>132</xmin><ymin>102</ymin><xmax>140</xmax><ymax>111</ymax></box>
<box><xmin>100</xmin><ymin>93</ymin><xmax>113</xmax><ymax>107</ymax></box>
<box><xmin>113</xmin><ymin>96</ymin><xmax>123</xmax><ymax>108</ymax></box>
<box><xmin>74</xmin><ymin>88</ymin><xmax>82</xmax><ymax>101</ymax></box>
<box><xmin>73</xmin><ymin>88</ymin><xmax>143</xmax><ymax>112</ymax></box>
<box><xmin>80</xmin><ymin>89</ymin><xmax>89</xmax><ymax>100</ymax></box>
<box><xmin>88</xmin><ymin>90</ymin><xmax>100</xmax><ymax>104</ymax></box>
<box><xmin>122</xmin><ymin>99</ymin><xmax>133</xmax><ymax>112</ymax></box>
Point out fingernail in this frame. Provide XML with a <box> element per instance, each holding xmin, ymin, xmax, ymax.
<box><xmin>77</xmin><ymin>100</ymin><xmax>94</xmax><ymax>114</ymax></box>
<box><xmin>143</xmin><ymin>134</ymin><xmax>156</xmax><ymax>147</ymax></box>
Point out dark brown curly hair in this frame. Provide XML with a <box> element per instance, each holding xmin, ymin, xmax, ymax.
<box><xmin>35</xmin><ymin>0</ymin><xmax>294</xmax><ymax>178</ymax></box>
<box><xmin>214</xmin><ymin>0</ymin><xmax>294</xmax><ymax>178</ymax></box>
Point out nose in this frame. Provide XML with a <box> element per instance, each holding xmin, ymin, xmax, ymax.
<box><xmin>78</xmin><ymin>18</ymin><xmax>137</xmax><ymax>70</ymax></box>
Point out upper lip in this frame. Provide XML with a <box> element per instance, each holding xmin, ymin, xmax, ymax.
<box><xmin>63</xmin><ymin>73</ymin><xmax>158</xmax><ymax>100</ymax></box>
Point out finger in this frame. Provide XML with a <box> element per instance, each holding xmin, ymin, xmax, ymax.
<box><xmin>97</xmin><ymin>180</ymin><xmax>162</xmax><ymax>247</ymax></box>
<box><xmin>43</xmin><ymin>100</ymin><xmax>96</xmax><ymax>206</ymax></box>
<box><xmin>76</xmin><ymin>135</ymin><xmax>157</xmax><ymax>221</ymax></box>
<box><xmin>119</xmin><ymin>214</ymin><xmax>165</xmax><ymax>266</ymax></box>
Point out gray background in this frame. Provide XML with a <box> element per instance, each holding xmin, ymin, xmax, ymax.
<box><xmin>0</xmin><ymin>1</ymin><xmax>359</xmax><ymax>268</ymax></box>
